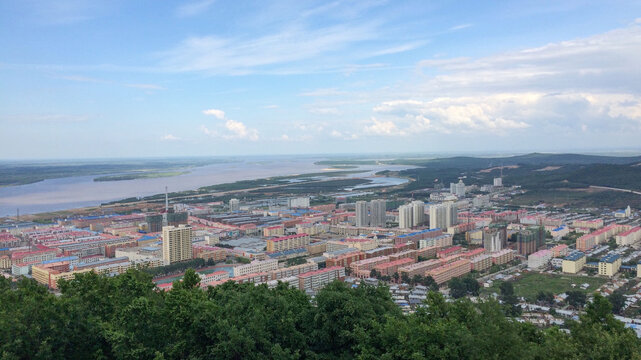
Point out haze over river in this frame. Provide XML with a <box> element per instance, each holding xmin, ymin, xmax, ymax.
<box><xmin>0</xmin><ymin>157</ymin><xmax>411</xmax><ymax>216</ymax></box>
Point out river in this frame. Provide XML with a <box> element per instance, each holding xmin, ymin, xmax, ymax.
<box><xmin>0</xmin><ymin>156</ymin><xmax>412</xmax><ymax>216</ymax></box>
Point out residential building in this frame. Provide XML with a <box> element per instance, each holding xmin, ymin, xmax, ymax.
<box><xmin>429</xmin><ymin>203</ymin><xmax>457</xmax><ymax>230</ymax></box>
<box><xmin>426</xmin><ymin>259</ymin><xmax>471</xmax><ymax>285</ymax></box>
<box><xmin>162</xmin><ymin>225</ymin><xmax>193</xmax><ymax>264</ymax></box>
<box><xmin>229</xmin><ymin>198</ymin><xmax>240</xmax><ymax>212</ymax></box>
<box><xmin>527</xmin><ymin>249</ymin><xmax>552</xmax><ymax>269</ymax></box>
<box><xmin>411</xmin><ymin>201</ymin><xmax>425</xmax><ymax>226</ymax></box>
<box><xmin>483</xmin><ymin>225</ymin><xmax>507</xmax><ymax>252</ymax></box>
<box><xmin>470</xmin><ymin>254</ymin><xmax>492</xmax><ymax>271</ymax></box>
<box><xmin>298</xmin><ymin>266</ymin><xmax>346</xmax><ymax>291</ymax></box>
<box><xmin>355</xmin><ymin>201</ymin><xmax>369</xmax><ymax>227</ymax></box>
<box><xmin>288</xmin><ymin>197</ymin><xmax>310</xmax><ymax>208</ymax></box>
<box><xmin>233</xmin><ymin>259</ymin><xmax>279</xmax><ymax>277</ymax></box>
<box><xmin>266</xmin><ymin>233</ymin><xmax>311</xmax><ymax>252</ymax></box>
<box><xmin>562</xmin><ymin>251</ymin><xmax>586</xmax><ymax>274</ymax></box>
<box><xmin>615</xmin><ymin>227</ymin><xmax>641</xmax><ymax>246</ymax></box>
<box><xmin>370</xmin><ymin>199</ymin><xmax>387</xmax><ymax>227</ymax></box>
<box><xmin>399</xmin><ymin>259</ymin><xmax>442</xmax><ymax>277</ymax></box>
<box><xmin>491</xmin><ymin>249</ymin><xmax>515</xmax><ymax>265</ymax></box>
<box><xmin>517</xmin><ymin>226</ymin><xmax>545</xmax><ymax>257</ymax></box>
<box><xmin>373</xmin><ymin>258</ymin><xmax>415</xmax><ymax>276</ymax></box>
<box><xmin>398</xmin><ymin>204</ymin><xmax>413</xmax><ymax>229</ymax></box>
<box><xmin>269</xmin><ymin>262</ymin><xmax>318</xmax><ymax>280</ymax></box>
<box><xmin>599</xmin><ymin>254</ymin><xmax>622</xmax><ymax>277</ymax></box>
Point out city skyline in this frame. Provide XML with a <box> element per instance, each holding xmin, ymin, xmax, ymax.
<box><xmin>2</xmin><ymin>1</ymin><xmax>641</xmax><ymax>158</ymax></box>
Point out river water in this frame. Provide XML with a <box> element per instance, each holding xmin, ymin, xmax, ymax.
<box><xmin>0</xmin><ymin>157</ymin><xmax>411</xmax><ymax>216</ymax></box>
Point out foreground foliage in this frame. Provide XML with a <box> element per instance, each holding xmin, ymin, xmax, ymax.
<box><xmin>0</xmin><ymin>269</ymin><xmax>640</xmax><ymax>359</ymax></box>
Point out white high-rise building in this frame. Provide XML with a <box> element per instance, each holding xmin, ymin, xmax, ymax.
<box><xmin>455</xmin><ymin>180</ymin><xmax>466</xmax><ymax>197</ymax></box>
<box><xmin>446</xmin><ymin>202</ymin><xmax>458</xmax><ymax>227</ymax></box>
<box><xmin>430</xmin><ymin>203</ymin><xmax>458</xmax><ymax>230</ymax></box>
<box><xmin>162</xmin><ymin>225</ymin><xmax>193</xmax><ymax>264</ymax></box>
<box><xmin>411</xmin><ymin>200</ymin><xmax>425</xmax><ymax>226</ymax></box>
<box><xmin>288</xmin><ymin>197</ymin><xmax>310</xmax><ymax>208</ymax></box>
<box><xmin>229</xmin><ymin>198</ymin><xmax>240</xmax><ymax>212</ymax></box>
<box><xmin>369</xmin><ymin>199</ymin><xmax>387</xmax><ymax>227</ymax></box>
<box><xmin>355</xmin><ymin>201</ymin><xmax>369</xmax><ymax>227</ymax></box>
<box><xmin>398</xmin><ymin>204</ymin><xmax>413</xmax><ymax>229</ymax></box>
<box><xmin>493</xmin><ymin>177</ymin><xmax>503</xmax><ymax>187</ymax></box>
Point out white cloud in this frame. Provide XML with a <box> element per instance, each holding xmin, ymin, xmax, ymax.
<box><xmin>160</xmin><ymin>22</ymin><xmax>377</xmax><ymax>74</ymax></box>
<box><xmin>417</xmin><ymin>22</ymin><xmax>641</xmax><ymax>95</ymax></box>
<box><xmin>299</xmin><ymin>88</ymin><xmax>347</xmax><ymax>97</ymax></box>
<box><xmin>264</xmin><ymin>104</ymin><xmax>279</xmax><ymax>109</ymax></box>
<box><xmin>223</xmin><ymin>119</ymin><xmax>259</xmax><ymax>141</ymax></box>
<box><xmin>449</xmin><ymin>24</ymin><xmax>472</xmax><ymax>31</ymax></box>
<box><xmin>330</xmin><ymin>130</ymin><xmax>358</xmax><ymax>140</ymax></box>
<box><xmin>202</xmin><ymin>108</ymin><xmax>225</xmax><ymax>119</ymax></box>
<box><xmin>161</xmin><ymin>134</ymin><xmax>181</xmax><ymax>141</ymax></box>
<box><xmin>364</xmin><ymin>117</ymin><xmax>406</xmax><ymax>136</ymax></box>
<box><xmin>200</xmin><ymin>109</ymin><xmax>259</xmax><ymax>141</ymax></box>
<box><xmin>176</xmin><ymin>0</ymin><xmax>216</xmax><ymax>17</ymax></box>
<box><xmin>309</xmin><ymin>107</ymin><xmax>340</xmax><ymax>115</ymax></box>
<box><xmin>371</xmin><ymin>92</ymin><xmax>641</xmax><ymax>136</ymax></box>
<box><xmin>126</xmin><ymin>83</ymin><xmax>165</xmax><ymax>90</ymax></box>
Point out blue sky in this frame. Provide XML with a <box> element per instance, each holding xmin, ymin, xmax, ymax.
<box><xmin>1</xmin><ymin>0</ymin><xmax>641</xmax><ymax>159</ymax></box>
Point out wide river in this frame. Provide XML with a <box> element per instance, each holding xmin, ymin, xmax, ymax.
<box><xmin>0</xmin><ymin>157</ymin><xmax>412</xmax><ymax>216</ymax></box>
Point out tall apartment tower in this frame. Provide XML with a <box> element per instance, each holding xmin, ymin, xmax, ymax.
<box><xmin>369</xmin><ymin>199</ymin><xmax>387</xmax><ymax>227</ymax></box>
<box><xmin>398</xmin><ymin>204</ymin><xmax>413</xmax><ymax>229</ymax></box>
<box><xmin>355</xmin><ymin>201</ymin><xmax>369</xmax><ymax>227</ymax></box>
<box><xmin>410</xmin><ymin>201</ymin><xmax>425</xmax><ymax>226</ymax></box>
<box><xmin>446</xmin><ymin>202</ymin><xmax>458</xmax><ymax>227</ymax></box>
<box><xmin>430</xmin><ymin>202</ymin><xmax>458</xmax><ymax>229</ymax></box>
<box><xmin>455</xmin><ymin>180</ymin><xmax>466</xmax><ymax>197</ymax></box>
<box><xmin>229</xmin><ymin>198</ymin><xmax>240</xmax><ymax>212</ymax></box>
<box><xmin>162</xmin><ymin>225</ymin><xmax>193</xmax><ymax>264</ymax></box>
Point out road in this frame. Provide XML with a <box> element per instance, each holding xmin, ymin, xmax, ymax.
<box><xmin>589</xmin><ymin>185</ymin><xmax>641</xmax><ymax>196</ymax></box>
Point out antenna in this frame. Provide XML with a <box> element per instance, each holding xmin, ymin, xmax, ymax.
<box><xmin>16</xmin><ymin>208</ymin><xmax>19</xmax><ymax>222</ymax></box>
<box><xmin>162</xmin><ymin>186</ymin><xmax>169</xmax><ymax>228</ymax></box>
<box><xmin>165</xmin><ymin>186</ymin><xmax>169</xmax><ymax>212</ymax></box>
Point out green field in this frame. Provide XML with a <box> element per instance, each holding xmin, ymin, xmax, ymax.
<box><xmin>94</xmin><ymin>171</ymin><xmax>188</xmax><ymax>182</ymax></box>
<box><xmin>483</xmin><ymin>272</ymin><xmax>608</xmax><ymax>301</ymax></box>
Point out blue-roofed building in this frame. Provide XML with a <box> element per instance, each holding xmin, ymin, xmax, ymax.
<box><xmin>599</xmin><ymin>253</ymin><xmax>622</xmax><ymax>276</ymax></box>
<box><xmin>562</xmin><ymin>251</ymin><xmax>586</xmax><ymax>274</ymax></box>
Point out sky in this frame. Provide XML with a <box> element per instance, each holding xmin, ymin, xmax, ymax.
<box><xmin>1</xmin><ymin>0</ymin><xmax>641</xmax><ymax>159</ymax></box>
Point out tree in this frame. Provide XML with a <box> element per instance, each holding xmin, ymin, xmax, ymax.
<box><xmin>462</xmin><ymin>276</ymin><xmax>480</xmax><ymax>296</ymax></box>
<box><xmin>536</xmin><ymin>290</ymin><xmax>554</xmax><ymax>305</ymax></box>
<box><xmin>499</xmin><ymin>282</ymin><xmax>521</xmax><ymax>316</ymax></box>
<box><xmin>370</xmin><ymin>269</ymin><xmax>379</xmax><ymax>278</ymax></box>
<box><xmin>449</xmin><ymin>278</ymin><xmax>467</xmax><ymax>299</ymax></box>
<box><xmin>566</xmin><ymin>290</ymin><xmax>587</xmax><ymax>309</ymax></box>
<box><xmin>173</xmin><ymin>268</ymin><xmax>200</xmax><ymax>290</ymax></box>
<box><xmin>608</xmin><ymin>291</ymin><xmax>626</xmax><ymax>315</ymax></box>
<box><xmin>401</xmin><ymin>273</ymin><xmax>411</xmax><ymax>284</ymax></box>
<box><xmin>423</xmin><ymin>275</ymin><xmax>439</xmax><ymax>291</ymax></box>
<box><xmin>392</xmin><ymin>272</ymin><xmax>400</xmax><ymax>283</ymax></box>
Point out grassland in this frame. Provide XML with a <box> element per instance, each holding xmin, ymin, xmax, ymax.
<box><xmin>93</xmin><ymin>171</ymin><xmax>188</xmax><ymax>182</ymax></box>
<box><xmin>483</xmin><ymin>272</ymin><xmax>608</xmax><ymax>301</ymax></box>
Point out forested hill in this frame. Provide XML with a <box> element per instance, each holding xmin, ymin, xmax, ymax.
<box><xmin>1</xmin><ymin>269</ymin><xmax>640</xmax><ymax>359</ymax></box>
<box><xmin>390</xmin><ymin>152</ymin><xmax>641</xmax><ymax>170</ymax></box>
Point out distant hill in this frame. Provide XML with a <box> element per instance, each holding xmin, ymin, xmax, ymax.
<box><xmin>392</xmin><ymin>153</ymin><xmax>641</xmax><ymax>170</ymax></box>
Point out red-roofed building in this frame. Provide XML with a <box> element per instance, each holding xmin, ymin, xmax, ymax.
<box><xmin>298</xmin><ymin>266</ymin><xmax>345</xmax><ymax>291</ymax></box>
<box><xmin>266</xmin><ymin>233</ymin><xmax>310</xmax><ymax>252</ymax></box>
<box><xmin>373</xmin><ymin>258</ymin><xmax>415</xmax><ymax>276</ymax></box>
<box><xmin>437</xmin><ymin>246</ymin><xmax>463</xmax><ymax>258</ymax></box>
